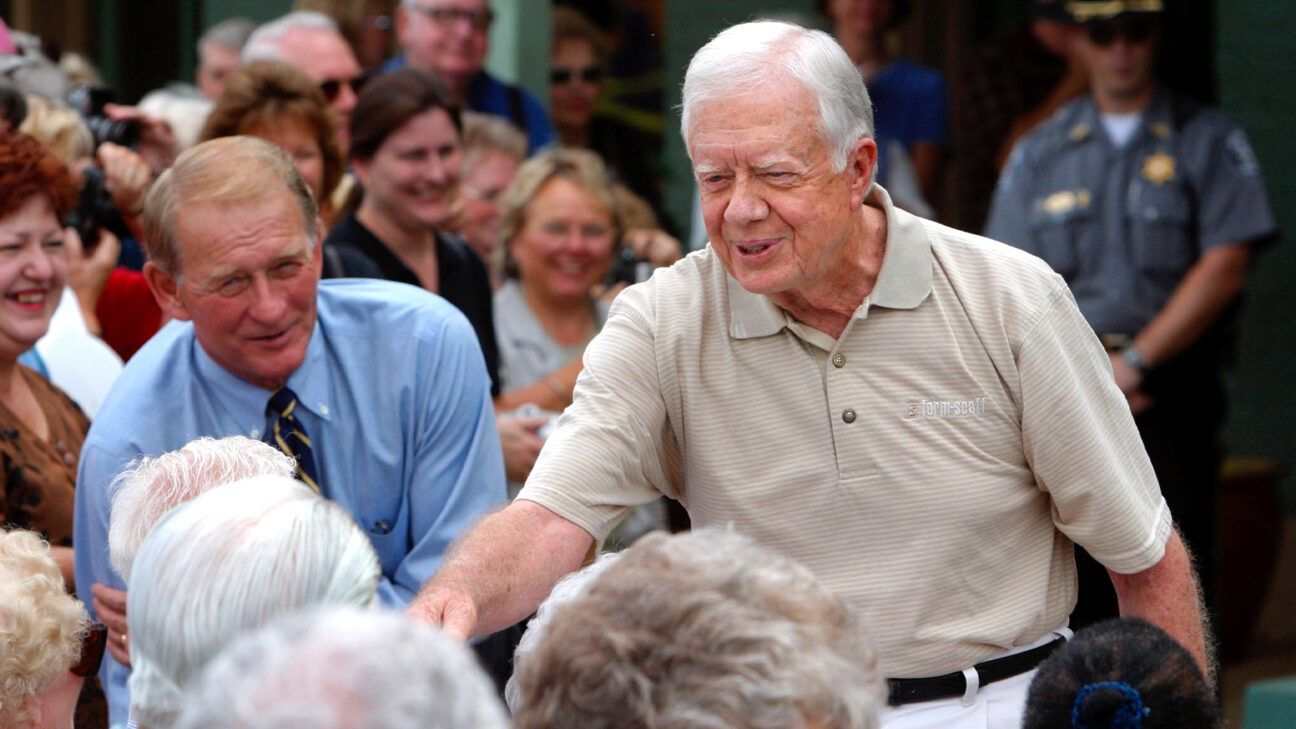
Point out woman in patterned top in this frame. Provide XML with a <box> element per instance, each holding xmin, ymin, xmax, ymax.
<box><xmin>0</xmin><ymin>128</ymin><xmax>89</xmax><ymax>589</ymax></box>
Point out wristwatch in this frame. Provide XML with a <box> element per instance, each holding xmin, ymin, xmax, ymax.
<box><xmin>1119</xmin><ymin>344</ymin><xmax>1148</xmax><ymax>374</ymax></box>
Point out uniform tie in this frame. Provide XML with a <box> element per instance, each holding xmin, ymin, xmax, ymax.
<box><xmin>266</xmin><ymin>386</ymin><xmax>320</xmax><ymax>493</ymax></box>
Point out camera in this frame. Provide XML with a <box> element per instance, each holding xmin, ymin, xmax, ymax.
<box><xmin>64</xmin><ymin>166</ymin><xmax>128</xmax><ymax>252</ymax></box>
<box><xmin>66</xmin><ymin>85</ymin><xmax>140</xmax><ymax>148</ymax></box>
<box><xmin>607</xmin><ymin>246</ymin><xmax>654</xmax><ymax>286</ymax></box>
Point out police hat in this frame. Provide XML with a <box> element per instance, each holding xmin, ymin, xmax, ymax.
<box><xmin>1032</xmin><ymin>1</ymin><xmax>1075</xmax><ymax>24</ymax></box>
<box><xmin>1066</xmin><ymin>0</ymin><xmax>1164</xmax><ymax>23</ymax></box>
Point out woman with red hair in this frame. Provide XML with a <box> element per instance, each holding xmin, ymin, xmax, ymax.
<box><xmin>0</xmin><ymin>128</ymin><xmax>90</xmax><ymax>588</ymax></box>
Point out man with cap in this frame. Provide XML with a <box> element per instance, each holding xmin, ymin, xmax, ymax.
<box><xmin>987</xmin><ymin>0</ymin><xmax>1277</xmax><ymax>630</ymax></box>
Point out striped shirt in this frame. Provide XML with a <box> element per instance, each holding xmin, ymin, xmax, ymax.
<box><xmin>518</xmin><ymin>186</ymin><xmax>1171</xmax><ymax>678</ymax></box>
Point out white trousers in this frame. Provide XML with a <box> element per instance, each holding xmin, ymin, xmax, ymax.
<box><xmin>879</xmin><ymin>629</ymin><xmax>1070</xmax><ymax>729</ymax></box>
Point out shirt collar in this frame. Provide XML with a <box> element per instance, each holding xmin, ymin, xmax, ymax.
<box><xmin>192</xmin><ymin>316</ymin><xmax>333</xmax><ymax>427</ymax></box>
<box><xmin>726</xmin><ymin>183</ymin><xmax>933</xmax><ymax>340</ymax></box>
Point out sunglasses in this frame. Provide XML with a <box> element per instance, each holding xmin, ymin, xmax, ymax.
<box><xmin>1085</xmin><ymin>17</ymin><xmax>1156</xmax><ymax>47</ymax></box>
<box><xmin>550</xmin><ymin>65</ymin><xmax>603</xmax><ymax>85</ymax></box>
<box><xmin>318</xmin><ymin>74</ymin><xmax>367</xmax><ymax>104</ymax></box>
<box><xmin>414</xmin><ymin>5</ymin><xmax>494</xmax><ymax>32</ymax></box>
<box><xmin>71</xmin><ymin>622</ymin><xmax>107</xmax><ymax>678</ymax></box>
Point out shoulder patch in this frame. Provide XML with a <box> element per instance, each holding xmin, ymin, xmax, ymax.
<box><xmin>1225</xmin><ymin>129</ymin><xmax>1261</xmax><ymax>177</ymax></box>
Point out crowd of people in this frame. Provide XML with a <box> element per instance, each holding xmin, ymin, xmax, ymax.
<box><xmin>0</xmin><ymin>0</ymin><xmax>1275</xmax><ymax>727</ymax></box>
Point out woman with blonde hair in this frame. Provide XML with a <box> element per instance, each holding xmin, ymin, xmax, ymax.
<box><xmin>0</xmin><ymin>529</ymin><xmax>107</xmax><ymax>729</ymax></box>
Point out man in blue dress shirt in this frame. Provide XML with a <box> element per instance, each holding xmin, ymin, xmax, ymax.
<box><xmin>73</xmin><ymin>136</ymin><xmax>506</xmax><ymax>726</ymax></box>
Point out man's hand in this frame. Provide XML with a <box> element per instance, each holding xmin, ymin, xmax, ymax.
<box><xmin>1108</xmin><ymin>352</ymin><xmax>1153</xmax><ymax>414</ymax></box>
<box><xmin>498</xmin><ymin>414</ymin><xmax>549</xmax><ymax>483</ymax></box>
<box><xmin>405</xmin><ymin>585</ymin><xmax>479</xmax><ymax>641</ymax></box>
<box><xmin>91</xmin><ymin>583</ymin><xmax>131</xmax><ymax>667</ymax></box>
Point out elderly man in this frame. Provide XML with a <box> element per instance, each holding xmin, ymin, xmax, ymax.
<box><xmin>410</xmin><ymin>20</ymin><xmax>1207</xmax><ymax>728</ymax></box>
<box><xmin>385</xmin><ymin>0</ymin><xmax>553</xmax><ymax>154</ymax></box>
<box><xmin>176</xmin><ymin>607</ymin><xmax>509</xmax><ymax>729</ymax></box>
<box><xmin>986</xmin><ymin>0</ymin><xmax>1277</xmax><ymax>631</ymax></box>
<box><xmin>74</xmin><ymin>136</ymin><xmax>505</xmax><ymax>726</ymax></box>
<box><xmin>242</xmin><ymin>11</ymin><xmax>363</xmax><ymax>150</ymax></box>
<box><xmin>511</xmin><ymin>529</ymin><xmax>885</xmax><ymax>729</ymax></box>
<box><xmin>195</xmin><ymin>17</ymin><xmax>256</xmax><ymax>100</ymax></box>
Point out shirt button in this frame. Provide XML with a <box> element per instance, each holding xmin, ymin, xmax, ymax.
<box><xmin>320</xmin><ymin>404</ymin><xmax>330</xmax><ymax>416</ymax></box>
<box><xmin>832</xmin><ymin>353</ymin><xmax>846</xmax><ymax>368</ymax></box>
<box><xmin>249</xmin><ymin>428</ymin><xmax>261</xmax><ymax>439</ymax></box>
<box><xmin>841</xmin><ymin>409</ymin><xmax>857</xmax><ymax>424</ymax></box>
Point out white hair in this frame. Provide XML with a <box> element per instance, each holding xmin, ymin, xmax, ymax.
<box><xmin>200</xmin><ymin>17</ymin><xmax>256</xmax><ymax>53</ymax></box>
<box><xmin>175</xmin><ymin>606</ymin><xmax>509</xmax><ymax>729</ymax></box>
<box><xmin>504</xmin><ymin>551</ymin><xmax>624</xmax><ymax>712</ymax></box>
<box><xmin>512</xmin><ymin>527</ymin><xmax>885</xmax><ymax>729</ymax></box>
<box><xmin>138</xmin><ymin>88</ymin><xmax>213</xmax><ymax>153</ymax></box>
<box><xmin>241</xmin><ymin>11</ymin><xmax>342</xmax><ymax>63</ymax></box>
<box><xmin>681</xmin><ymin>20</ymin><xmax>874</xmax><ymax>173</ymax></box>
<box><xmin>108</xmin><ymin>436</ymin><xmax>297</xmax><ymax>583</ymax></box>
<box><xmin>127</xmin><ymin>477</ymin><xmax>380</xmax><ymax>729</ymax></box>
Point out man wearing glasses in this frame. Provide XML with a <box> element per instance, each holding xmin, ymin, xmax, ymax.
<box><xmin>987</xmin><ymin>0</ymin><xmax>1277</xmax><ymax>631</ymax></box>
<box><xmin>243</xmin><ymin>11</ymin><xmax>365</xmax><ymax>152</ymax></box>
<box><xmin>387</xmin><ymin>0</ymin><xmax>555</xmax><ymax>154</ymax></box>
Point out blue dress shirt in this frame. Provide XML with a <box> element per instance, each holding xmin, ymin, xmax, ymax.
<box><xmin>73</xmin><ymin>279</ymin><xmax>507</xmax><ymax>726</ymax></box>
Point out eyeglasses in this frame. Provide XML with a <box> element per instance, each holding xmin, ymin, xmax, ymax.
<box><xmin>318</xmin><ymin>74</ymin><xmax>367</xmax><ymax>104</ymax></box>
<box><xmin>71</xmin><ymin>622</ymin><xmax>107</xmax><ymax>678</ymax></box>
<box><xmin>1084</xmin><ymin>17</ymin><xmax>1156</xmax><ymax>47</ymax></box>
<box><xmin>550</xmin><ymin>65</ymin><xmax>603</xmax><ymax>85</ymax></box>
<box><xmin>413</xmin><ymin>5</ymin><xmax>494</xmax><ymax>32</ymax></box>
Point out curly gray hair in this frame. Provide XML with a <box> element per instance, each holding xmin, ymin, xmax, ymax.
<box><xmin>512</xmin><ymin>527</ymin><xmax>885</xmax><ymax>729</ymax></box>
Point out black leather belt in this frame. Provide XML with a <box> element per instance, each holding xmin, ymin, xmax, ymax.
<box><xmin>886</xmin><ymin>636</ymin><xmax>1066</xmax><ymax>707</ymax></box>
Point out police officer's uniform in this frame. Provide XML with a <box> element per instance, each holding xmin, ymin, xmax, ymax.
<box><xmin>986</xmin><ymin>87</ymin><xmax>1277</xmax><ymax>627</ymax></box>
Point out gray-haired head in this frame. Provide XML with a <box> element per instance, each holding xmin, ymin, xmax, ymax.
<box><xmin>200</xmin><ymin>17</ymin><xmax>257</xmax><ymax>53</ymax></box>
<box><xmin>512</xmin><ymin>527</ymin><xmax>885</xmax><ymax>729</ymax></box>
<box><xmin>241</xmin><ymin>11</ymin><xmax>342</xmax><ymax>63</ymax></box>
<box><xmin>127</xmin><ymin>477</ymin><xmax>381</xmax><ymax>729</ymax></box>
<box><xmin>681</xmin><ymin>20</ymin><xmax>874</xmax><ymax>173</ymax></box>
<box><xmin>175</xmin><ymin>606</ymin><xmax>510</xmax><ymax>729</ymax></box>
<box><xmin>108</xmin><ymin>436</ymin><xmax>298</xmax><ymax>583</ymax></box>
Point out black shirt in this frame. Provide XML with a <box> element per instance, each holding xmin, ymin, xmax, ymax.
<box><xmin>323</xmin><ymin>212</ymin><xmax>501</xmax><ymax>397</ymax></box>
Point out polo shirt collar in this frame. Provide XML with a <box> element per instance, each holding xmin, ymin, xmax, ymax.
<box><xmin>726</xmin><ymin>183</ymin><xmax>933</xmax><ymax>340</ymax></box>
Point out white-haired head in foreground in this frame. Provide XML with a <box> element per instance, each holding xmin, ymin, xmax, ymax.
<box><xmin>127</xmin><ymin>477</ymin><xmax>380</xmax><ymax>729</ymax></box>
<box><xmin>681</xmin><ymin>19</ymin><xmax>874</xmax><ymax>175</ymax></box>
<box><xmin>108</xmin><ymin>436</ymin><xmax>297</xmax><ymax>583</ymax></box>
<box><xmin>512</xmin><ymin>527</ymin><xmax>885</xmax><ymax>729</ymax></box>
<box><xmin>175</xmin><ymin>606</ymin><xmax>509</xmax><ymax>729</ymax></box>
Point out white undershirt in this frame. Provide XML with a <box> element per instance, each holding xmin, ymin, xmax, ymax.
<box><xmin>1100</xmin><ymin>111</ymin><xmax>1144</xmax><ymax>148</ymax></box>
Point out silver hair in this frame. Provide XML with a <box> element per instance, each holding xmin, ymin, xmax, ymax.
<box><xmin>241</xmin><ymin>11</ymin><xmax>342</xmax><ymax>63</ymax></box>
<box><xmin>175</xmin><ymin>607</ymin><xmax>510</xmax><ymax>729</ymax></box>
<box><xmin>108</xmin><ymin>436</ymin><xmax>298</xmax><ymax>583</ymax></box>
<box><xmin>200</xmin><ymin>17</ymin><xmax>257</xmax><ymax>53</ymax></box>
<box><xmin>512</xmin><ymin>527</ymin><xmax>885</xmax><ymax>729</ymax></box>
<box><xmin>127</xmin><ymin>477</ymin><xmax>381</xmax><ymax>729</ymax></box>
<box><xmin>680</xmin><ymin>20</ymin><xmax>875</xmax><ymax>173</ymax></box>
<box><xmin>461</xmin><ymin>111</ymin><xmax>527</xmax><ymax>165</ymax></box>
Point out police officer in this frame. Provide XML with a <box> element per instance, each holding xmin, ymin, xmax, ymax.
<box><xmin>986</xmin><ymin>0</ymin><xmax>1277</xmax><ymax>632</ymax></box>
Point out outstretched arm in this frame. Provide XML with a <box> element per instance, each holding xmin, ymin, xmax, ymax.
<box><xmin>406</xmin><ymin>499</ymin><xmax>593</xmax><ymax>639</ymax></box>
<box><xmin>1108</xmin><ymin>528</ymin><xmax>1212</xmax><ymax>682</ymax></box>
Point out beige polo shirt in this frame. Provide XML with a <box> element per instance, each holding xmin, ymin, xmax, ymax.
<box><xmin>518</xmin><ymin>186</ymin><xmax>1171</xmax><ymax>678</ymax></box>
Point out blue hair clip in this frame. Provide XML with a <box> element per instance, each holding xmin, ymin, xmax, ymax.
<box><xmin>1071</xmin><ymin>681</ymin><xmax>1149</xmax><ymax>729</ymax></box>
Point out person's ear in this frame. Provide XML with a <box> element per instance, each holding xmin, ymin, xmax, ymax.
<box><xmin>847</xmin><ymin>136</ymin><xmax>878</xmax><ymax>207</ymax></box>
<box><xmin>351</xmin><ymin>156</ymin><xmax>371</xmax><ymax>190</ymax></box>
<box><xmin>143</xmin><ymin>260</ymin><xmax>192</xmax><ymax>321</ymax></box>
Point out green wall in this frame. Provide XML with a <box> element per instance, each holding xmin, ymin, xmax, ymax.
<box><xmin>1217</xmin><ymin>1</ymin><xmax>1296</xmax><ymax>511</ymax></box>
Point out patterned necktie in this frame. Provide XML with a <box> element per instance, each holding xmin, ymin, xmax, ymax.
<box><xmin>266</xmin><ymin>386</ymin><xmax>320</xmax><ymax>493</ymax></box>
